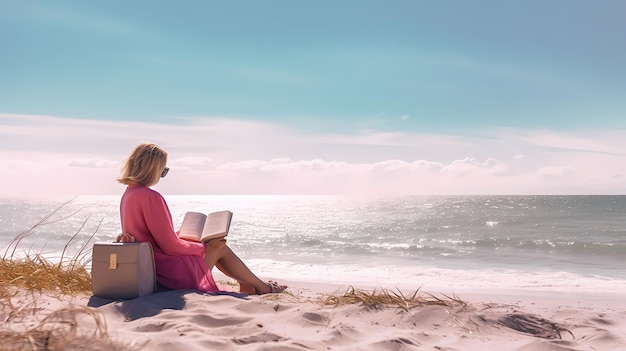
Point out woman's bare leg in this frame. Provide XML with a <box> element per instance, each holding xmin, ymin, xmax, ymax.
<box><xmin>215</xmin><ymin>261</ymin><xmax>256</xmax><ymax>294</ymax></box>
<box><xmin>205</xmin><ymin>244</ymin><xmax>282</xmax><ymax>294</ymax></box>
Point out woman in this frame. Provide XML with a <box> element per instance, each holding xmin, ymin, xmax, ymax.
<box><xmin>116</xmin><ymin>143</ymin><xmax>286</xmax><ymax>294</ymax></box>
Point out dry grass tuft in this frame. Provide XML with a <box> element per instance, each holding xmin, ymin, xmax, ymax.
<box><xmin>0</xmin><ymin>200</ymin><xmax>136</xmax><ymax>350</ymax></box>
<box><xmin>321</xmin><ymin>286</ymin><xmax>467</xmax><ymax>311</ymax></box>
<box><xmin>1</xmin><ymin>198</ymin><xmax>95</xmax><ymax>296</ymax></box>
<box><xmin>0</xmin><ymin>255</ymin><xmax>92</xmax><ymax>296</ymax></box>
<box><xmin>0</xmin><ymin>304</ymin><xmax>120</xmax><ymax>351</ymax></box>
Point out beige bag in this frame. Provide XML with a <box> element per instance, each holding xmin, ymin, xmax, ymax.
<box><xmin>91</xmin><ymin>242</ymin><xmax>156</xmax><ymax>299</ymax></box>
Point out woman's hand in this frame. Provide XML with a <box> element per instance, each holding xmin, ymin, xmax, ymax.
<box><xmin>206</xmin><ymin>236</ymin><xmax>227</xmax><ymax>249</ymax></box>
<box><xmin>116</xmin><ymin>232</ymin><xmax>136</xmax><ymax>243</ymax></box>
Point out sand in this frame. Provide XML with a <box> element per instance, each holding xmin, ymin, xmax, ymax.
<box><xmin>2</xmin><ymin>280</ymin><xmax>625</xmax><ymax>351</ymax></box>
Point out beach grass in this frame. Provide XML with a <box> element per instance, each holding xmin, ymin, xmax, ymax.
<box><xmin>0</xmin><ymin>201</ymin><xmax>129</xmax><ymax>351</ymax></box>
<box><xmin>321</xmin><ymin>285</ymin><xmax>467</xmax><ymax>312</ymax></box>
<box><xmin>0</xmin><ymin>301</ymin><xmax>114</xmax><ymax>351</ymax></box>
<box><xmin>1</xmin><ymin>198</ymin><xmax>94</xmax><ymax>295</ymax></box>
<box><xmin>0</xmin><ymin>253</ymin><xmax>92</xmax><ymax>295</ymax></box>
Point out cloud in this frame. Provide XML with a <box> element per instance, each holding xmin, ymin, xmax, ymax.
<box><xmin>2</xmin><ymin>113</ymin><xmax>626</xmax><ymax>197</ymax></box>
<box><xmin>536</xmin><ymin>166</ymin><xmax>575</xmax><ymax>179</ymax></box>
<box><xmin>68</xmin><ymin>158</ymin><xmax>119</xmax><ymax>168</ymax></box>
<box><xmin>443</xmin><ymin>157</ymin><xmax>498</xmax><ymax>173</ymax></box>
<box><xmin>169</xmin><ymin>156</ymin><xmax>214</xmax><ymax>171</ymax></box>
<box><xmin>508</xmin><ymin>128</ymin><xmax>625</xmax><ymax>155</ymax></box>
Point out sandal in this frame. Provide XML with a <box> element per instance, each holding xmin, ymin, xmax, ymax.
<box><xmin>264</xmin><ymin>280</ymin><xmax>287</xmax><ymax>294</ymax></box>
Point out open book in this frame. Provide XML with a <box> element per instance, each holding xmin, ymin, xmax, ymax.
<box><xmin>178</xmin><ymin>210</ymin><xmax>233</xmax><ymax>243</ymax></box>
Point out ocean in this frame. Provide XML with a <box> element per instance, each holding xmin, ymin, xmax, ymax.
<box><xmin>1</xmin><ymin>195</ymin><xmax>625</xmax><ymax>295</ymax></box>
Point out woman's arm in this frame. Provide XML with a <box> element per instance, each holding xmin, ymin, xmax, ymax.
<box><xmin>143</xmin><ymin>192</ymin><xmax>206</xmax><ymax>257</ymax></box>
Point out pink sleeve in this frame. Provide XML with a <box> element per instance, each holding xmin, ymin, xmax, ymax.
<box><xmin>144</xmin><ymin>192</ymin><xmax>206</xmax><ymax>257</ymax></box>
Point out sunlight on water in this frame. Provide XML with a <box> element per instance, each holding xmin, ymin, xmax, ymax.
<box><xmin>1</xmin><ymin>195</ymin><xmax>625</xmax><ymax>293</ymax></box>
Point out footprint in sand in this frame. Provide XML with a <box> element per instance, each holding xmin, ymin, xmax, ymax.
<box><xmin>232</xmin><ymin>332</ymin><xmax>287</xmax><ymax>344</ymax></box>
<box><xmin>302</xmin><ymin>312</ymin><xmax>329</xmax><ymax>325</ymax></box>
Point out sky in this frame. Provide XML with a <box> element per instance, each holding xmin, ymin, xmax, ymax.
<box><xmin>1</xmin><ymin>0</ymin><xmax>626</xmax><ymax>198</ymax></box>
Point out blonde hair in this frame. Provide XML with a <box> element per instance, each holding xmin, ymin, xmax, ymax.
<box><xmin>117</xmin><ymin>143</ymin><xmax>168</xmax><ymax>187</ymax></box>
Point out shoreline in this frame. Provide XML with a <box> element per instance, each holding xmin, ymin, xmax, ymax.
<box><xmin>3</xmin><ymin>280</ymin><xmax>625</xmax><ymax>351</ymax></box>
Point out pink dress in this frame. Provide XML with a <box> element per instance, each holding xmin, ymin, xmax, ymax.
<box><xmin>119</xmin><ymin>185</ymin><xmax>220</xmax><ymax>292</ymax></box>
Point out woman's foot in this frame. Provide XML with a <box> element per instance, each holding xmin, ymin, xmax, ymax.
<box><xmin>257</xmin><ymin>280</ymin><xmax>287</xmax><ymax>294</ymax></box>
<box><xmin>238</xmin><ymin>281</ymin><xmax>256</xmax><ymax>294</ymax></box>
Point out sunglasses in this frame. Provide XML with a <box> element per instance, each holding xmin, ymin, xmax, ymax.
<box><xmin>161</xmin><ymin>167</ymin><xmax>170</xmax><ymax>178</ymax></box>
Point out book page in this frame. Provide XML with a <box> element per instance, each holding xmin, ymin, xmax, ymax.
<box><xmin>178</xmin><ymin>212</ymin><xmax>207</xmax><ymax>242</ymax></box>
<box><xmin>201</xmin><ymin>210</ymin><xmax>233</xmax><ymax>241</ymax></box>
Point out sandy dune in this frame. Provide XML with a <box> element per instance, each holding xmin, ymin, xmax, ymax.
<box><xmin>2</xmin><ymin>282</ymin><xmax>625</xmax><ymax>351</ymax></box>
